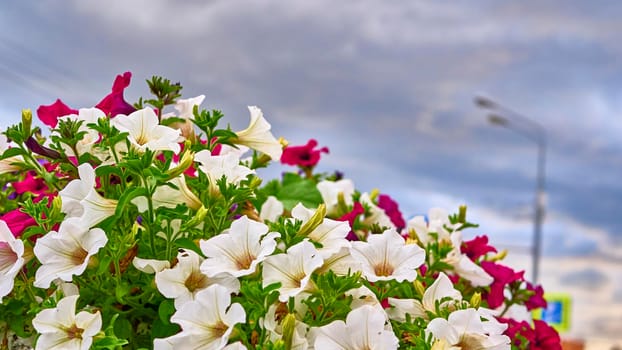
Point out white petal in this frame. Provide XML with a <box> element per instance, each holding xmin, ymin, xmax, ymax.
<box><xmin>423</xmin><ymin>272</ymin><xmax>462</xmax><ymax>311</ymax></box>
<box><xmin>133</xmin><ymin>257</ymin><xmax>171</xmax><ymax>274</ymax></box>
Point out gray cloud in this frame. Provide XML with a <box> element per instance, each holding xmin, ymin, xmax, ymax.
<box><xmin>560</xmin><ymin>268</ymin><xmax>609</xmax><ymax>290</ymax></box>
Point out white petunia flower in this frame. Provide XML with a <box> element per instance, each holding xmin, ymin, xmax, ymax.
<box><xmin>260</xmin><ymin>196</ymin><xmax>284</xmax><ymax>222</ymax></box>
<box><xmin>200</xmin><ymin>215</ymin><xmax>279</xmax><ymax>278</ymax></box>
<box><xmin>155</xmin><ymin>249</ymin><xmax>239</xmax><ymax>309</ymax></box>
<box><xmin>425</xmin><ymin>308</ymin><xmax>510</xmax><ymax>350</ymax></box>
<box><xmin>316</xmin><ymin>179</ymin><xmax>354</xmax><ymax>215</ymax></box>
<box><xmin>0</xmin><ymin>134</ymin><xmax>23</xmax><ymax>174</ymax></box>
<box><xmin>405</xmin><ymin>208</ymin><xmax>455</xmax><ymax>245</ymax></box>
<box><xmin>233</xmin><ymin>106</ymin><xmax>282</xmax><ymax>160</ymax></box>
<box><xmin>163</xmin><ymin>95</ymin><xmax>206</xmax><ymax>139</ymax></box>
<box><xmin>444</xmin><ymin>231</ymin><xmax>493</xmax><ymax>287</ymax></box>
<box><xmin>350</xmin><ymin>229</ymin><xmax>425</xmax><ymax>282</ymax></box>
<box><xmin>316</xmin><ymin>246</ymin><xmax>362</xmax><ymax>276</ymax></box>
<box><xmin>263</xmin><ymin>240</ymin><xmax>323</xmax><ymax>302</ymax></box>
<box><xmin>154</xmin><ymin>285</ymin><xmax>245</xmax><ymax>350</ymax></box>
<box><xmin>263</xmin><ymin>304</ymin><xmax>310</xmax><ymax>350</ymax></box>
<box><xmin>32</xmin><ymin>295</ymin><xmax>102</xmax><ymax>350</ymax></box>
<box><xmin>112</xmin><ymin>107</ymin><xmax>183</xmax><ymax>154</ymax></box>
<box><xmin>290</xmin><ymin>203</ymin><xmax>351</xmax><ymax>258</ymax></box>
<box><xmin>314</xmin><ymin>305</ymin><xmax>398</xmax><ymax>350</ymax></box>
<box><xmin>387</xmin><ymin>272</ymin><xmax>462</xmax><ymax>322</ymax></box>
<box><xmin>359</xmin><ymin>192</ymin><xmax>395</xmax><ymax>229</ymax></box>
<box><xmin>56</xmin><ymin>108</ymin><xmax>106</xmax><ymax>158</ymax></box>
<box><xmin>33</xmin><ymin>218</ymin><xmax>107</xmax><ymax>288</ymax></box>
<box><xmin>132</xmin><ymin>175</ymin><xmax>201</xmax><ymax>212</ymax></box>
<box><xmin>0</xmin><ymin>220</ymin><xmax>25</xmax><ymax>302</ymax></box>
<box><xmin>132</xmin><ymin>257</ymin><xmax>171</xmax><ymax>274</ymax></box>
<box><xmin>195</xmin><ymin>149</ymin><xmax>255</xmax><ymax>193</ymax></box>
<box><xmin>59</xmin><ymin>163</ymin><xmax>118</xmax><ymax>228</ymax></box>
<box><xmin>175</xmin><ymin>95</ymin><xmax>205</xmax><ymax>120</ymax></box>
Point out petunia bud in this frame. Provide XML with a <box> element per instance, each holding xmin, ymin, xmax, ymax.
<box><xmin>21</xmin><ymin>109</ymin><xmax>32</xmax><ymax>138</ymax></box>
<box><xmin>25</xmin><ymin>136</ymin><xmax>61</xmax><ymax>159</ymax></box>
<box><xmin>185</xmin><ymin>206</ymin><xmax>208</xmax><ymax>228</ymax></box>
<box><xmin>413</xmin><ymin>279</ymin><xmax>426</xmax><ymax>297</ymax></box>
<box><xmin>281</xmin><ymin>313</ymin><xmax>297</xmax><ymax>350</ymax></box>
<box><xmin>297</xmin><ymin>204</ymin><xmax>326</xmax><ymax>237</ymax></box>
<box><xmin>50</xmin><ymin>196</ymin><xmax>63</xmax><ymax>219</ymax></box>
<box><xmin>458</xmin><ymin>205</ymin><xmax>467</xmax><ymax>224</ymax></box>
<box><xmin>166</xmin><ymin>151</ymin><xmax>195</xmax><ymax>180</ymax></box>
<box><xmin>470</xmin><ymin>292</ymin><xmax>482</xmax><ymax>308</ymax></box>
<box><xmin>489</xmin><ymin>249</ymin><xmax>508</xmax><ymax>262</ymax></box>
<box><xmin>369</xmin><ymin>188</ymin><xmax>380</xmax><ymax>201</ymax></box>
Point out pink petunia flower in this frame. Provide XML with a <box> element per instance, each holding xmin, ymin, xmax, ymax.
<box><xmin>0</xmin><ymin>209</ymin><xmax>37</xmax><ymax>238</ymax></box>
<box><xmin>531</xmin><ymin>319</ymin><xmax>562</xmax><ymax>350</ymax></box>
<box><xmin>377</xmin><ymin>194</ymin><xmax>405</xmax><ymax>230</ymax></box>
<box><xmin>481</xmin><ymin>261</ymin><xmax>524</xmax><ymax>309</ymax></box>
<box><xmin>461</xmin><ymin>235</ymin><xmax>497</xmax><ymax>260</ymax></box>
<box><xmin>36</xmin><ymin>99</ymin><xmax>78</xmax><ymax>128</ymax></box>
<box><xmin>337</xmin><ymin>202</ymin><xmax>365</xmax><ymax>241</ymax></box>
<box><xmin>525</xmin><ymin>282</ymin><xmax>547</xmax><ymax>311</ymax></box>
<box><xmin>95</xmin><ymin>71</ymin><xmax>136</xmax><ymax>117</ymax></box>
<box><xmin>281</xmin><ymin>139</ymin><xmax>328</xmax><ymax>168</ymax></box>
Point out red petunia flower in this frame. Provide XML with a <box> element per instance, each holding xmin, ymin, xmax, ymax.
<box><xmin>461</xmin><ymin>235</ymin><xmax>497</xmax><ymax>260</ymax></box>
<box><xmin>95</xmin><ymin>71</ymin><xmax>136</xmax><ymax>117</ymax></box>
<box><xmin>1</xmin><ymin>208</ymin><xmax>37</xmax><ymax>238</ymax></box>
<box><xmin>525</xmin><ymin>282</ymin><xmax>547</xmax><ymax>311</ymax></box>
<box><xmin>337</xmin><ymin>202</ymin><xmax>365</xmax><ymax>241</ymax></box>
<box><xmin>531</xmin><ymin>320</ymin><xmax>562</xmax><ymax>350</ymax></box>
<box><xmin>377</xmin><ymin>194</ymin><xmax>405</xmax><ymax>230</ymax></box>
<box><xmin>36</xmin><ymin>99</ymin><xmax>78</xmax><ymax>128</ymax></box>
<box><xmin>481</xmin><ymin>261</ymin><xmax>524</xmax><ymax>309</ymax></box>
<box><xmin>281</xmin><ymin>139</ymin><xmax>328</xmax><ymax>168</ymax></box>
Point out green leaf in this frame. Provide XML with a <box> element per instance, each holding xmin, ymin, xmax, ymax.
<box><xmin>174</xmin><ymin>237</ymin><xmax>203</xmax><ymax>256</ymax></box>
<box><xmin>0</xmin><ymin>147</ymin><xmax>25</xmax><ymax>159</ymax></box>
<box><xmin>115</xmin><ymin>187</ymin><xmax>149</xmax><ymax>217</ymax></box>
<box><xmin>158</xmin><ymin>299</ymin><xmax>176</xmax><ymax>324</ymax></box>
<box><xmin>276</xmin><ymin>173</ymin><xmax>323</xmax><ymax>210</ymax></box>
<box><xmin>93</xmin><ymin>336</ymin><xmax>129</xmax><ymax>349</ymax></box>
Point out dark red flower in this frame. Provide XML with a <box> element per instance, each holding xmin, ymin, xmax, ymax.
<box><xmin>36</xmin><ymin>99</ymin><xmax>78</xmax><ymax>128</ymax></box>
<box><xmin>531</xmin><ymin>320</ymin><xmax>561</xmax><ymax>350</ymax></box>
<box><xmin>377</xmin><ymin>194</ymin><xmax>405</xmax><ymax>230</ymax></box>
<box><xmin>12</xmin><ymin>171</ymin><xmax>48</xmax><ymax>196</ymax></box>
<box><xmin>1</xmin><ymin>208</ymin><xmax>37</xmax><ymax>238</ymax></box>
<box><xmin>481</xmin><ymin>261</ymin><xmax>524</xmax><ymax>309</ymax></box>
<box><xmin>461</xmin><ymin>235</ymin><xmax>497</xmax><ymax>260</ymax></box>
<box><xmin>525</xmin><ymin>282</ymin><xmax>547</xmax><ymax>311</ymax></box>
<box><xmin>337</xmin><ymin>202</ymin><xmax>365</xmax><ymax>241</ymax></box>
<box><xmin>281</xmin><ymin>139</ymin><xmax>328</xmax><ymax>168</ymax></box>
<box><xmin>95</xmin><ymin>71</ymin><xmax>136</xmax><ymax>117</ymax></box>
<box><xmin>498</xmin><ymin>317</ymin><xmax>534</xmax><ymax>347</ymax></box>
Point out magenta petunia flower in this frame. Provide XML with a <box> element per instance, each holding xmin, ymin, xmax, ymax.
<box><xmin>36</xmin><ymin>99</ymin><xmax>78</xmax><ymax>128</ymax></box>
<box><xmin>498</xmin><ymin>317</ymin><xmax>534</xmax><ymax>347</ymax></box>
<box><xmin>281</xmin><ymin>139</ymin><xmax>328</xmax><ymax>168</ymax></box>
<box><xmin>377</xmin><ymin>194</ymin><xmax>405</xmax><ymax>230</ymax></box>
<box><xmin>95</xmin><ymin>71</ymin><xmax>136</xmax><ymax>117</ymax></box>
<box><xmin>0</xmin><ymin>209</ymin><xmax>36</xmax><ymax>238</ymax></box>
<box><xmin>461</xmin><ymin>235</ymin><xmax>497</xmax><ymax>261</ymax></box>
<box><xmin>12</xmin><ymin>171</ymin><xmax>48</xmax><ymax>196</ymax></box>
<box><xmin>481</xmin><ymin>261</ymin><xmax>524</xmax><ymax>309</ymax></box>
<box><xmin>531</xmin><ymin>319</ymin><xmax>562</xmax><ymax>350</ymax></box>
<box><xmin>525</xmin><ymin>282</ymin><xmax>547</xmax><ymax>311</ymax></box>
<box><xmin>337</xmin><ymin>202</ymin><xmax>365</xmax><ymax>241</ymax></box>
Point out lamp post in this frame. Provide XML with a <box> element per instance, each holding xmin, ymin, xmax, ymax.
<box><xmin>475</xmin><ymin>96</ymin><xmax>547</xmax><ymax>283</ymax></box>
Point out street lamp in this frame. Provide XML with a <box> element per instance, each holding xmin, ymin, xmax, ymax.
<box><xmin>475</xmin><ymin>96</ymin><xmax>547</xmax><ymax>283</ymax></box>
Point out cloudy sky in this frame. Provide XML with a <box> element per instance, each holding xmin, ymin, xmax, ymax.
<box><xmin>2</xmin><ymin>0</ymin><xmax>621</xmax><ymax>341</ymax></box>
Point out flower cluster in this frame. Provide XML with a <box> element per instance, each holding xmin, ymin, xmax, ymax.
<box><xmin>0</xmin><ymin>72</ymin><xmax>561</xmax><ymax>349</ymax></box>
